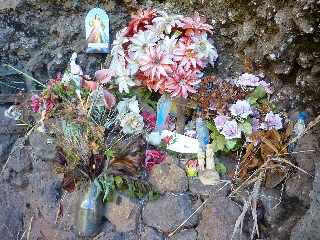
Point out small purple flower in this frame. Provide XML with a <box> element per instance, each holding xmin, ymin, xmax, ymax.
<box><xmin>229</xmin><ymin>100</ymin><xmax>252</xmax><ymax>119</ymax></box>
<box><xmin>252</xmin><ymin>117</ymin><xmax>260</xmax><ymax>132</ymax></box>
<box><xmin>221</xmin><ymin>120</ymin><xmax>242</xmax><ymax>139</ymax></box>
<box><xmin>238</xmin><ymin>73</ymin><xmax>260</xmax><ymax>86</ymax></box>
<box><xmin>261</xmin><ymin>112</ymin><xmax>283</xmax><ymax>130</ymax></box>
<box><xmin>258</xmin><ymin>80</ymin><xmax>274</xmax><ymax>94</ymax></box>
<box><xmin>214</xmin><ymin>115</ymin><xmax>228</xmax><ymax>131</ymax></box>
<box><xmin>238</xmin><ymin>73</ymin><xmax>274</xmax><ymax>94</ymax></box>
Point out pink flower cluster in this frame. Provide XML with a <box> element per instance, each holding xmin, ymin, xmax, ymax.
<box><xmin>144</xmin><ymin>149</ymin><xmax>166</xmax><ymax>169</ymax></box>
<box><xmin>111</xmin><ymin>9</ymin><xmax>218</xmax><ymax>98</ymax></box>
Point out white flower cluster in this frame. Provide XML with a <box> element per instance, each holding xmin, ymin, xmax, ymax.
<box><xmin>116</xmin><ymin>96</ymin><xmax>144</xmax><ymax>134</ymax></box>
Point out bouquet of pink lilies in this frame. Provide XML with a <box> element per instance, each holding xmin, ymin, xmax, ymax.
<box><xmin>110</xmin><ymin>8</ymin><xmax>218</xmax><ymax>98</ymax></box>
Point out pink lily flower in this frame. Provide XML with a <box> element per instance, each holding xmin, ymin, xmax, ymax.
<box><xmin>139</xmin><ymin>46</ymin><xmax>174</xmax><ymax>80</ymax></box>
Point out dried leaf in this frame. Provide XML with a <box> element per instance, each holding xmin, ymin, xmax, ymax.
<box><xmin>62</xmin><ymin>173</ymin><xmax>76</xmax><ymax>192</ymax></box>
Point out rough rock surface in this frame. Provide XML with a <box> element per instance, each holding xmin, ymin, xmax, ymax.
<box><xmin>104</xmin><ymin>194</ymin><xmax>140</xmax><ymax>232</ymax></box>
<box><xmin>140</xmin><ymin>226</ymin><xmax>164</xmax><ymax>240</ymax></box>
<box><xmin>171</xmin><ymin>228</ymin><xmax>198</xmax><ymax>240</ymax></box>
<box><xmin>0</xmin><ymin>0</ymin><xmax>320</xmax><ymax>239</ymax></box>
<box><xmin>142</xmin><ymin>193</ymin><xmax>197</xmax><ymax>232</ymax></box>
<box><xmin>290</xmin><ymin>161</ymin><xmax>320</xmax><ymax>240</ymax></box>
<box><xmin>149</xmin><ymin>160</ymin><xmax>188</xmax><ymax>193</ymax></box>
<box><xmin>197</xmin><ymin>197</ymin><xmax>242</xmax><ymax>240</ymax></box>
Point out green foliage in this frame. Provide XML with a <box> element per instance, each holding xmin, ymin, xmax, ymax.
<box><xmin>135</xmin><ymin>88</ymin><xmax>158</xmax><ymax>110</ymax></box>
<box><xmin>240</xmin><ymin>121</ymin><xmax>252</xmax><ymax>135</ymax></box>
<box><xmin>207</xmin><ymin>121</ymin><xmax>227</xmax><ymax>153</ymax></box>
<box><xmin>247</xmin><ymin>86</ymin><xmax>268</xmax><ymax>107</ymax></box>
<box><xmin>104</xmin><ymin>148</ymin><xmax>114</xmax><ymax>159</ymax></box>
<box><xmin>225</xmin><ymin>139</ymin><xmax>241</xmax><ymax>151</ymax></box>
<box><xmin>52</xmin><ymin>82</ymin><xmax>76</xmax><ymax>100</ymax></box>
<box><xmin>252</xmin><ymin>86</ymin><xmax>267</xmax><ymax>99</ymax></box>
<box><xmin>95</xmin><ymin>174</ymin><xmax>159</xmax><ymax>203</ymax></box>
<box><xmin>215</xmin><ymin>162</ymin><xmax>227</xmax><ymax>175</ymax></box>
<box><xmin>247</xmin><ymin>96</ymin><xmax>258</xmax><ymax>106</ymax></box>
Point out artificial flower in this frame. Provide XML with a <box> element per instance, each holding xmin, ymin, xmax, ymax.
<box><xmin>258</xmin><ymin>80</ymin><xmax>274</xmax><ymax>94</ymax></box>
<box><xmin>120</xmin><ymin>112</ymin><xmax>144</xmax><ymax>134</ymax></box>
<box><xmin>139</xmin><ymin>46</ymin><xmax>174</xmax><ymax>80</ymax></box>
<box><xmin>126</xmin><ymin>53</ymin><xmax>140</xmax><ymax>76</ymax></box>
<box><xmin>127</xmin><ymin>8</ymin><xmax>157</xmax><ymax>36</ymax></box>
<box><xmin>129</xmin><ymin>30</ymin><xmax>159</xmax><ymax>60</ymax></box>
<box><xmin>179</xmin><ymin>12</ymin><xmax>213</xmax><ymax>36</ymax></box>
<box><xmin>144</xmin><ymin>149</ymin><xmax>165</xmax><ymax>169</ymax></box>
<box><xmin>95</xmin><ymin>69</ymin><xmax>114</xmax><ymax>84</ymax></box>
<box><xmin>174</xmin><ymin>40</ymin><xmax>204</xmax><ymax>71</ymax></box>
<box><xmin>160</xmin><ymin>36</ymin><xmax>178</xmax><ymax>54</ymax></box>
<box><xmin>260</xmin><ymin>112</ymin><xmax>283</xmax><ymax>130</ymax></box>
<box><xmin>162</xmin><ymin>135</ymin><xmax>174</xmax><ymax>145</ymax></box>
<box><xmin>45</xmin><ymin>98</ymin><xmax>55</xmax><ymax>113</ymax></box>
<box><xmin>229</xmin><ymin>100</ymin><xmax>252</xmax><ymax>119</ymax></box>
<box><xmin>152</xmin><ymin>11</ymin><xmax>182</xmax><ymax>34</ymax></box>
<box><xmin>141</xmin><ymin>111</ymin><xmax>156</xmax><ymax>129</ymax></box>
<box><xmin>111</xmin><ymin>27</ymin><xmax>129</xmax><ymax>57</ymax></box>
<box><xmin>190</xmin><ymin>34</ymin><xmax>218</xmax><ymax>65</ymax></box>
<box><xmin>221</xmin><ymin>120</ymin><xmax>242</xmax><ymax>139</ymax></box>
<box><xmin>117</xmin><ymin>96</ymin><xmax>140</xmax><ymax>115</ymax></box>
<box><xmin>237</xmin><ymin>73</ymin><xmax>274</xmax><ymax>94</ymax></box>
<box><xmin>31</xmin><ymin>95</ymin><xmax>41</xmax><ymax>113</ymax></box>
<box><xmin>238</xmin><ymin>73</ymin><xmax>260</xmax><ymax>87</ymax></box>
<box><xmin>166</xmin><ymin>68</ymin><xmax>200</xmax><ymax>98</ymax></box>
<box><xmin>146</xmin><ymin>24</ymin><xmax>166</xmax><ymax>39</ymax></box>
<box><xmin>114</xmin><ymin>67</ymin><xmax>136</xmax><ymax>93</ymax></box>
<box><xmin>252</xmin><ymin>117</ymin><xmax>260</xmax><ymax>133</ymax></box>
<box><xmin>214</xmin><ymin>115</ymin><xmax>228</xmax><ymax>131</ymax></box>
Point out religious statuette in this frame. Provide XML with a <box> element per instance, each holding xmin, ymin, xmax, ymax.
<box><xmin>85</xmin><ymin>8</ymin><xmax>110</xmax><ymax>53</ymax></box>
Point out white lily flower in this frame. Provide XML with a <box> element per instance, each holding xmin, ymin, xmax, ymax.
<box><xmin>152</xmin><ymin>11</ymin><xmax>183</xmax><ymax>34</ymax></box>
<box><xmin>190</xmin><ymin>34</ymin><xmax>218</xmax><ymax>66</ymax></box>
<box><xmin>129</xmin><ymin>30</ymin><xmax>159</xmax><ymax>60</ymax></box>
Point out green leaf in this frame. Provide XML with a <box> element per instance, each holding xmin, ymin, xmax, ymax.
<box><xmin>128</xmin><ymin>183</ymin><xmax>136</xmax><ymax>198</ymax></box>
<box><xmin>104</xmin><ymin>148</ymin><xmax>114</xmax><ymax>158</ymax></box>
<box><xmin>247</xmin><ymin>96</ymin><xmax>258</xmax><ymax>105</ymax></box>
<box><xmin>211</xmin><ymin>134</ymin><xmax>226</xmax><ymax>152</ymax></box>
<box><xmin>252</xmin><ymin>86</ymin><xmax>266</xmax><ymax>99</ymax></box>
<box><xmin>114</xmin><ymin>176</ymin><xmax>123</xmax><ymax>189</ymax></box>
<box><xmin>215</xmin><ymin>162</ymin><xmax>227</xmax><ymax>175</ymax></box>
<box><xmin>225</xmin><ymin>139</ymin><xmax>238</xmax><ymax>150</ymax></box>
<box><xmin>207</xmin><ymin>121</ymin><xmax>219</xmax><ymax>134</ymax></box>
<box><xmin>241</xmin><ymin>121</ymin><xmax>252</xmax><ymax>135</ymax></box>
<box><xmin>148</xmin><ymin>191</ymin><xmax>160</xmax><ymax>201</ymax></box>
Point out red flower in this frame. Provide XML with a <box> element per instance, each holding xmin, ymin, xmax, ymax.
<box><xmin>127</xmin><ymin>8</ymin><xmax>157</xmax><ymax>36</ymax></box>
<box><xmin>45</xmin><ymin>98</ymin><xmax>55</xmax><ymax>113</ymax></box>
<box><xmin>141</xmin><ymin>111</ymin><xmax>156</xmax><ymax>129</ymax></box>
<box><xmin>162</xmin><ymin>135</ymin><xmax>173</xmax><ymax>145</ymax></box>
<box><xmin>144</xmin><ymin>149</ymin><xmax>165</xmax><ymax>170</ymax></box>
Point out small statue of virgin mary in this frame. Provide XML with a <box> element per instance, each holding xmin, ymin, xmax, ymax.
<box><xmin>85</xmin><ymin>8</ymin><xmax>110</xmax><ymax>53</ymax></box>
